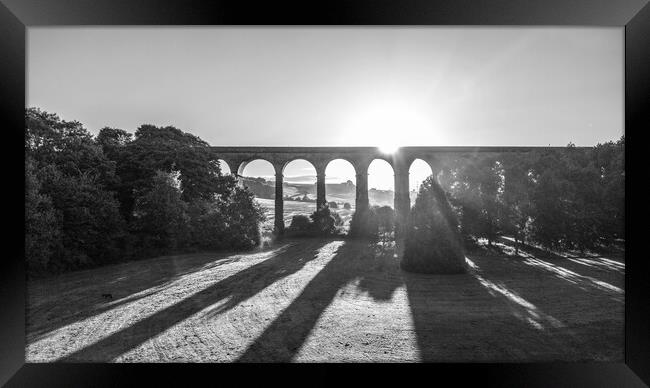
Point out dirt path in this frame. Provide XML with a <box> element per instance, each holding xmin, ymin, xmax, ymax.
<box><xmin>26</xmin><ymin>238</ymin><xmax>624</xmax><ymax>362</ymax></box>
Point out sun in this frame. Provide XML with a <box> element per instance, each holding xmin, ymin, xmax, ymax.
<box><xmin>378</xmin><ymin>143</ymin><xmax>399</xmax><ymax>154</ymax></box>
<box><xmin>343</xmin><ymin>98</ymin><xmax>433</xmax><ymax>149</ymax></box>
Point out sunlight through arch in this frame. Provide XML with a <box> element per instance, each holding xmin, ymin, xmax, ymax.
<box><xmin>409</xmin><ymin>159</ymin><xmax>434</xmax><ymax>206</ymax></box>
<box><xmin>367</xmin><ymin>159</ymin><xmax>394</xmax><ymax>208</ymax></box>
<box><xmin>239</xmin><ymin>159</ymin><xmax>276</xmax><ymax>233</ymax></box>
<box><xmin>217</xmin><ymin>159</ymin><xmax>232</xmax><ymax>175</ymax></box>
<box><xmin>325</xmin><ymin>159</ymin><xmax>357</xmax><ymax>229</ymax></box>
<box><xmin>282</xmin><ymin>159</ymin><xmax>317</xmax><ymax>224</ymax></box>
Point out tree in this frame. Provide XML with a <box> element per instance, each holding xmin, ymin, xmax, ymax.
<box><xmin>374</xmin><ymin>206</ymin><xmax>395</xmax><ymax>246</ymax></box>
<box><xmin>446</xmin><ymin>155</ymin><xmax>503</xmax><ymax>245</ymax></box>
<box><xmin>129</xmin><ymin>170</ymin><xmax>189</xmax><ymax>256</ymax></box>
<box><xmin>38</xmin><ymin>165</ymin><xmax>127</xmax><ymax>270</ymax></box>
<box><xmin>25</xmin><ymin>107</ymin><xmax>272</xmax><ymax>274</ymax></box>
<box><xmin>401</xmin><ymin>176</ymin><xmax>466</xmax><ymax>274</ymax></box>
<box><xmin>500</xmin><ymin>152</ymin><xmax>534</xmax><ymax>254</ymax></box>
<box><xmin>112</xmin><ymin>124</ymin><xmax>225</xmax><ymax>220</ymax></box>
<box><xmin>26</xmin><ymin>108</ymin><xmax>118</xmax><ymax>187</ymax></box>
<box><xmin>215</xmin><ymin>175</ymin><xmax>266</xmax><ymax>249</ymax></box>
<box><xmin>591</xmin><ymin>136</ymin><xmax>625</xmax><ymax>242</ymax></box>
<box><xmin>96</xmin><ymin>127</ymin><xmax>133</xmax><ymax>157</ymax></box>
<box><xmin>349</xmin><ymin>208</ymin><xmax>379</xmax><ymax>239</ymax></box>
<box><xmin>26</xmin><ymin>108</ymin><xmax>127</xmax><ymax>272</ymax></box>
<box><xmin>25</xmin><ymin>157</ymin><xmax>59</xmax><ymax>274</ymax></box>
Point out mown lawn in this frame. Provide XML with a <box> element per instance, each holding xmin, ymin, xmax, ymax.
<box><xmin>26</xmin><ymin>237</ymin><xmax>624</xmax><ymax>362</ymax></box>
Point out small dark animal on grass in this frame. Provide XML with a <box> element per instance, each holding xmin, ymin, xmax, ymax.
<box><xmin>101</xmin><ymin>293</ymin><xmax>113</xmax><ymax>300</ymax></box>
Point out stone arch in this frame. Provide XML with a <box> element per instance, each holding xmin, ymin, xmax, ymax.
<box><xmin>324</xmin><ymin>159</ymin><xmax>357</xmax><ymax>229</ymax></box>
<box><xmin>373</xmin><ymin>155</ymin><xmax>395</xmax><ymax>169</ymax></box>
<box><xmin>281</xmin><ymin>159</ymin><xmax>317</xmax><ymax>225</ymax></box>
<box><xmin>408</xmin><ymin>158</ymin><xmax>434</xmax><ymax>206</ymax></box>
<box><xmin>367</xmin><ymin>158</ymin><xmax>395</xmax><ymax>208</ymax></box>
<box><xmin>237</xmin><ymin>158</ymin><xmax>277</xmax><ymax>177</ymax></box>
<box><xmin>217</xmin><ymin>159</ymin><xmax>232</xmax><ymax>175</ymax></box>
<box><xmin>281</xmin><ymin>158</ymin><xmax>317</xmax><ymax>177</ymax></box>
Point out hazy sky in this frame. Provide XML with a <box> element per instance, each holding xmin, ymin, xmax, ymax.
<box><xmin>28</xmin><ymin>27</ymin><xmax>623</xmax><ymax>189</ymax></box>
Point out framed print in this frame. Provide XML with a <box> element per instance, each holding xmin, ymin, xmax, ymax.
<box><xmin>1</xmin><ymin>0</ymin><xmax>648</xmax><ymax>386</ymax></box>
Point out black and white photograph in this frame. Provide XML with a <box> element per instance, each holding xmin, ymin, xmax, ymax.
<box><xmin>22</xmin><ymin>24</ymin><xmax>627</xmax><ymax>365</ymax></box>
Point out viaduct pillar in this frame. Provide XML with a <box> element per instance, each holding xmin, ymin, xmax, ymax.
<box><xmin>393</xmin><ymin>163</ymin><xmax>411</xmax><ymax>238</ymax></box>
<box><xmin>355</xmin><ymin>163</ymin><xmax>370</xmax><ymax>215</ymax></box>
<box><xmin>315</xmin><ymin>164</ymin><xmax>327</xmax><ymax>211</ymax></box>
<box><xmin>274</xmin><ymin>171</ymin><xmax>284</xmax><ymax>235</ymax></box>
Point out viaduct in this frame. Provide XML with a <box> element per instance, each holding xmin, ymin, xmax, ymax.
<box><xmin>211</xmin><ymin>146</ymin><xmax>565</xmax><ymax>235</ymax></box>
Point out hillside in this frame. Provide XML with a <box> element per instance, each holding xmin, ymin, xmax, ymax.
<box><xmin>241</xmin><ymin>176</ymin><xmax>417</xmax><ymax>207</ymax></box>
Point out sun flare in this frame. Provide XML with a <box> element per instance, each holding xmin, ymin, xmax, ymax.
<box><xmin>378</xmin><ymin>144</ymin><xmax>399</xmax><ymax>154</ymax></box>
<box><xmin>344</xmin><ymin>99</ymin><xmax>434</xmax><ymax>149</ymax></box>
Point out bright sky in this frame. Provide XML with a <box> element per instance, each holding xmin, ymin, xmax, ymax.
<box><xmin>28</xmin><ymin>27</ymin><xmax>623</xmax><ymax>190</ymax></box>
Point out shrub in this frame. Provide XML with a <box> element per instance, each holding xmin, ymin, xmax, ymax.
<box><xmin>328</xmin><ymin>201</ymin><xmax>339</xmax><ymax>209</ymax></box>
<box><xmin>289</xmin><ymin>214</ymin><xmax>312</xmax><ymax>230</ymax></box>
<box><xmin>375</xmin><ymin>206</ymin><xmax>395</xmax><ymax>235</ymax></box>
<box><xmin>310</xmin><ymin>206</ymin><xmax>343</xmax><ymax>235</ymax></box>
<box><xmin>348</xmin><ymin>207</ymin><xmax>379</xmax><ymax>239</ymax></box>
<box><xmin>286</xmin><ymin>214</ymin><xmax>315</xmax><ymax>237</ymax></box>
<box><xmin>285</xmin><ymin>206</ymin><xmax>344</xmax><ymax>237</ymax></box>
<box><xmin>343</xmin><ymin>202</ymin><xmax>352</xmax><ymax>210</ymax></box>
<box><xmin>401</xmin><ymin>176</ymin><xmax>466</xmax><ymax>274</ymax></box>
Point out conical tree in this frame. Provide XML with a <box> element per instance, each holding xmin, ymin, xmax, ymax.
<box><xmin>401</xmin><ymin>176</ymin><xmax>466</xmax><ymax>274</ymax></box>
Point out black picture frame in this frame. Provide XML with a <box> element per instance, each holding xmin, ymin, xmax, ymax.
<box><xmin>1</xmin><ymin>1</ymin><xmax>648</xmax><ymax>386</ymax></box>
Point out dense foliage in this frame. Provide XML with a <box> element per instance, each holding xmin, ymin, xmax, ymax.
<box><xmin>286</xmin><ymin>205</ymin><xmax>344</xmax><ymax>237</ymax></box>
<box><xmin>401</xmin><ymin>176</ymin><xmax>466</xmax><ymax>274</ymax></box>
<box><xmin>437</xmin><ymin>137</ymin><xmax>625</xmax><ymax>253</ymax></box>
<box><xmin>25</xmin><ymin>108</ymin><xmax>264</xmax><ymax>275</ymax></box>
<box><xmin>348</xmin><ymin>205</ymin><xmax>395</xmax><ymax>240</ymax></box>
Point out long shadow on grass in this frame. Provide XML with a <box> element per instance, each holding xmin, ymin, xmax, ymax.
<box><xmin>27</xmin><ymin>251</ymin><xmax>248</xmax><ymax>342</ymax></box>
<box><xmin>495</xmin><ymin>237</ymin><xmax>625</xmax><ymax>302</ymax></box>
<box><xmin>497</xmin><ymin>237</ymin><xmax>625</xmax><ymax>273</ymax></box>
<box><xmin>57</xmin><ymin>239</ymin><xmax>331</xmax><ymax>361</ymax></box>
<box><xmin>236</xmin><ymin>240</ymin><xmax>403</xmax><ymax>362</ymax></box>
<box><xmin>236</xmin><ymin>237</ymin><xmax>623</xmax><ymax>362</ymax></box>
<box><xmin>464</xmin><ymin>239</ymin><xmax>625</xmax><ymax>360</ymax></box>
<box><xmin>403</xmin><ymin>260</ymin><xmax>589</xmax><ymax>362</ymax></box>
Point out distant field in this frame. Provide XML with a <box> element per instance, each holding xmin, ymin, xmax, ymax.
<box><xmin>255</xmin><ymin>198</ymin><xmax>355</xmax><ymax>234</ymax></box>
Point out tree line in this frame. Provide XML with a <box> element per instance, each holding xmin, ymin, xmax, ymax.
<box><xmin>25</xmin><ymin>108</ymin><xmax>265</xmax><ymax>275</ymax></box>
<box><xmin>436</xmin><ymin>139</ymin><xmax>625</xmax><ymax>253</ymax></box>
<box><xmin>25</xmin><ymin>107</ymin><xmax>624</xmax><ymax>274</ymax></box>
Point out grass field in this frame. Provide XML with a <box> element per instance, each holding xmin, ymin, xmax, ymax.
<box><xmin>26</xmin><ymin>237</ymin><xmax>624</xmax><ymax>362</ymax></box>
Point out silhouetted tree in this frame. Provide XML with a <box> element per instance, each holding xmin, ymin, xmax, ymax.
<box><xmin>111</xmin><ymin>124</ymin><xmax>224</xmax><ymax>220</ymax></box>
<box><xmin>25</xmin><ymin>108</ymin><xmax>268</xmax><ymax>274</ymax></box>
<box><xmin>374</xmin><ymin>206</ymin><xmax>395</xmax><ymax>240</ymax></box>
<box><xmin>349</xmin><ymin>208</ymin><xmax>379</xmax><ymax>239</ymax></box>
<box><xmin>401</xmin><ymin>176</ymin><xmax>466</xmax><ymax>274</ymax></box>
<box><xmin>26</xmin><ymin>108</ymin><xmax>127</xmax><ymax>273</ymax></box>
<box><xmin>129</xmin><ymin>170</ymin><xmax>189</xmax><ymax>256</ymax></box>
<box><xmin>25</xmin><ymin>157</ymin><xmax>59</xmax><ymax>274</ymax></box>
<box><xmin>500</xmin><ymin>152</ymin><xmax>534</xmax><ymax>254</ymax></box>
